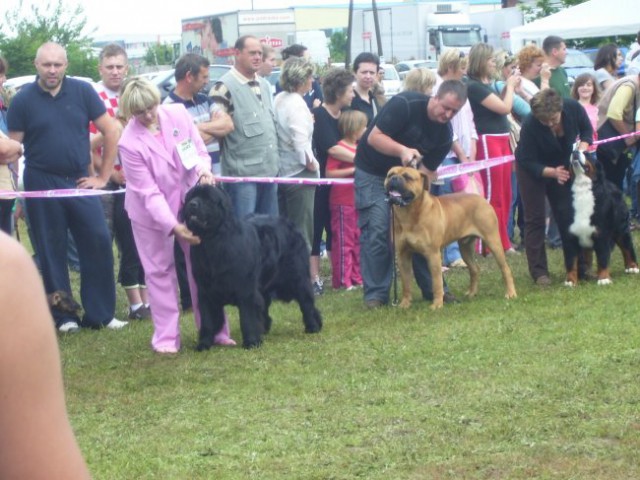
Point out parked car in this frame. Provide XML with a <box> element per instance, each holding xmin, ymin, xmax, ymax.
<box><xmin>380</xmin><ymin>63</ymin><xmax>402</xmax><ymax>98</ymax></box>
<box><xmin>583</xmin><ymin>46</ymin><xmax>628</xmax><ymax>77</ymax></box>
<box><xmin>565</xmin><ymin>48</ymin><xmax>595</xmax><ymax>85</ymax></box>
<box><xmin>149</xmin><ymin>69</ymin><xmax>176</xmax><ymax>100</ymax></box>
<box><xmin>4</xmin><ymin>75</ymin><xmax>94</xmax><ymax>93</ymax></box>
<box><xmin>395</xmin><ymin>59</ymin><xmax>439</xmax><ymax>79</ymax></box>
<box><xmin>204</xmin><ymin>64</ymin><xmax>233</xmax><ymax>94</ymax></box>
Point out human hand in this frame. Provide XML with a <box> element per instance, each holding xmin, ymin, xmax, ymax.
<box><xmin>400</xmin><ymin>148</ymin><xmax>422</xmax><ymax>168</ymax></box>
<box><xmin>555</xmin><ymin>166</ymin><xmax>570</xmax><ymax>184</ymax></box>
<box><xmin>173</xmin><ymin>223</ymin><xmax>201</xmax><ymax>245</ymax></box>
<box><xmin>77</xmin><ymin>176</ymin><xmax>107</xmax><ymax>189</ymax></box>
<box><xmin>540</xmin><ymin>63</ymin><xmax>552</xmax><ymax>81</ymax></box>
<box><xmin>197</xmin><ymin>170</ymin><xmax>216</xmax><ymax>185</ymax></box>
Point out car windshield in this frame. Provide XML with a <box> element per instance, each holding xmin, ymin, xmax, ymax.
<box><xmin>565</xmin><ymin>51</ymin><xmax>594</xmax><ymax>68</ymax></box>
<box><xmin>382</xmin><ymin>66</ymin><xmax>399</xmax><ymax>81</ymax></box>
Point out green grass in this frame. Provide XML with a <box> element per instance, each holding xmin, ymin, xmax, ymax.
<box><xmin>39</xmin><ymin>227</ymin><xmax>640</xmax><ymax>479</ymax></box>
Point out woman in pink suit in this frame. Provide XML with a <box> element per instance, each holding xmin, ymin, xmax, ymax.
<box><xmin>118</xmin><ymin>77</ymin><xmax>235</xmax><ymax>354</ymax></box>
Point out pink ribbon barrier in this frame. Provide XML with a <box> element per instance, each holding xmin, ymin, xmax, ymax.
<box><xmin>2</xmin><ymin>130</ymin><xmax>638</xmax><ymax>199</ymax></box>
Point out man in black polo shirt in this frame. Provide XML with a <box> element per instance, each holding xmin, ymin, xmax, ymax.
<box><xmin>7</xmin><ymin>42</ymin><xmax>126</xmax><ymax>332</ymax></box>
<box><xmin>355</xmin><ymin>79</ymin><xmax>467</xmax><ymax>308</ymax></box>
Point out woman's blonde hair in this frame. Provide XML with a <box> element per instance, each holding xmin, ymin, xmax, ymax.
<box><xmin>492</xmin><ymin>49</ymin><xmax>516</xmax><ymax>79</ymax></box>
<box><xmin>403</xmin><ymin>68</ymin><xmax>436</xmax><ymax>95</ymax></box>
<box><xmin>119</xmin><ymin>77</ymin><xmax>161</xmax><ymax>120</ymax></box>
<box><xmin>279</xmin><ymin>57</ymin><xmax>314</xmax><ymax>93</ymax></box>
<box><xmin>338</xmin><ymin>110</ymin><xmax>368</xmax><ymax>141</ymax></box>
<box><xmin>437</xmin><ymin>48</ymin><xmax>467</xmax><ymax>77</ymax></box>
<box><xmin>517</xmin><ymin>44</ymin><xmax>545</xmax><ymax>73</ymax></box>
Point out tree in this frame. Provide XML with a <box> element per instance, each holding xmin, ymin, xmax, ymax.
<box><xmin>0</xmin><ymin>0</ymin><xmax>97</xmax><ymax>79</ymax></box>
<box><xmin>328</xmin><ymin>30</ymin><xmax>347</xmax><ymax>64</ymax></box>
<box><xmin>143</xmin><ymin>43</ymin><xmax>176</xmax><ymax>67</ymax></box>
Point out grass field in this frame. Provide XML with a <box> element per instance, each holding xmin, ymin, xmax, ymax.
<box><xmin>43</xmin><ymin>229</ymin><xmax>640</xmax><ymax>479</ymax></box>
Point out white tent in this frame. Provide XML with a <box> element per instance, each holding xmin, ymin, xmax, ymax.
<box><xmin>510</xmin><ymin>0</ymin><xmax>640</xmax><ymax>52</ymax></box>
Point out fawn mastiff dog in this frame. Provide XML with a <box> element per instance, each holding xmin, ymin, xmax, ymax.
<box><xmin>384</xmin><ymin>166</ymin><xmax>517</xmax><ymax>309</ymax></box>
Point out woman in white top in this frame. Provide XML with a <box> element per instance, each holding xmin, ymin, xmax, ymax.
<box><xmin>517</xmin><ymin>44</ymin><xmax>551</xmax><ymax>102</ymax></box>
<box><xmin>274</xmin><ymin>56</ymin><xmax>319</xmax><ymax>251</ymax></box>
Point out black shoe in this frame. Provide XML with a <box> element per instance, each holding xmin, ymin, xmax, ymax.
<box><xmin>443</xmin><ymin>292</ymin><xmax>460</xmax><ymax>304</ymax></box>
<box><xmin>364</xmin><ymin>299</ymin><xmax>384</xmax><ymax>309</ymax></box>
<box><xmin>128</xmin><ymin>305</ymin><xmax>151</xmax><ymax>320</ymax></box>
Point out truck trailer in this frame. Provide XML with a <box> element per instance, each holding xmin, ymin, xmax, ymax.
<box><xmin>350</xmin><ymin>1</ymin><xmax>482</xmax><ymax>63</ymax></box>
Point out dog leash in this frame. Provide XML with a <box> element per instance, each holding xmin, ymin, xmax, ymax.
<box><xmin>390</xmin><ymin>204</ymin><xmax>399</xmax><ymax>307</ymax></box>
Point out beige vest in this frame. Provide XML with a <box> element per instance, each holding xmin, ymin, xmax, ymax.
<box><xmin>597</xmin><ymin>76</ymin><xmax>640</xmax><ymax>129</ymax></box>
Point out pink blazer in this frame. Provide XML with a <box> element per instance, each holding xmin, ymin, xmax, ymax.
<box><xmin>118</xmin><ymin>103</ymin><xmax>211</xmax><ymax>234</ymax></box>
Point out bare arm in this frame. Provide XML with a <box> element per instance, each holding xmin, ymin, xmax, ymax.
<box><xmin>78</xmin><ymin>113</ymin><xmax>119</xmax><ymax>188</ymax></box>
<box><xmin>0</xmin><ymin>135</ymin><xmax>22</xmax><ymax>164</ymax></box>
<box><xmin>197</xmin><ymin>110</ymin><xmax>234</xmax><ymax>141</ymax></box>
<box><xmin>327</xmin><ymin>143</ymin><xmax>356</xmax><ymax>163</ymax></box>
<box><xmin>0</xmin><ymin>234</ymin><xmax>91</xmax><ymax>479</ymax></box>
<box><xmin>481</xmin><ymin>75</ymin><xmax>520</xmax><ymax>115</ymax></box>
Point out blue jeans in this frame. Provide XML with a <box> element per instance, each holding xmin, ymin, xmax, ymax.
<box><xmin>224</xmin><ymin>182</ymin><xmax>279</xmax><ymax>219</ymax></box>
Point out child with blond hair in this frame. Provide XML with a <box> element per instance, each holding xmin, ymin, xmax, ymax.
<box><xmin>326</xmin><ymin>110</ymin><xmax>368</xmax><ymax>290</ymax></box>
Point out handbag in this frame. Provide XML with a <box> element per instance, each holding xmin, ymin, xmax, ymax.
<box><xmin>506</xmin><ymin>113</ymin><xmax>521</xmax><ymax>153</ymax></box>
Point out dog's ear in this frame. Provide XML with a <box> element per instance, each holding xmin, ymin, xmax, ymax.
<box><xmin>48</xmin><ymin>292</ymin><xmax>62</xmax><ymax>307</ymax></box>
<box><xmin>419</xmin><ymin>171</ymin><xmax>430</xmax><ymax>191</ymax></box>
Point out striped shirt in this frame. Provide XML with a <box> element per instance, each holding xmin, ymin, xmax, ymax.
<box><xmin>208</xmin><ymin>67</ymin><xmax>264</xmax><ymax>116</ymax></box>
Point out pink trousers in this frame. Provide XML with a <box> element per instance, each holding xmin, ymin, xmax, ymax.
<box><xmin>131</xmin><ymin>222</ymin><xmax>232</xmax><ymax>351</ymax></box>
<box><xmin>330</xmin><ymin>204</ymin><xmax>362</xmax><ymax>289</ymax></box>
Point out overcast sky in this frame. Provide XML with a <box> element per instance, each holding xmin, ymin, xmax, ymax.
<box><xmin>1</xmin><ymin>0</ymin><xmax>407</xmax><ymax>37</ymax></box>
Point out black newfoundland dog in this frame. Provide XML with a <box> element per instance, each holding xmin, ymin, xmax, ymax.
<box><xmin>181</xmin><ymin>184</ymin><xmax>322</xmax><ymax>349</ymax></box>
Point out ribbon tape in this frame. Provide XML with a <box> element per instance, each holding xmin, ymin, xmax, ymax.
<box><xmin>2</xmin><ymin>130</ymin><xmax>638</xmax><ymax>199</ymax></box>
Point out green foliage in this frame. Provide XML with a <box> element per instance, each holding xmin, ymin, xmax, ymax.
<box><xmin>0</xmin><ymin>0</ymin><xmax>97</xmax><ymax>79</ymax></box>
<box><xmin>328</xmin><ymin>29</ymin><xmax>347</xmax><ymax>63</ymax></box>
<box><xmin>143</xmin><ymin>42</ymin><xmax>176</xmax><ymax>67</ymax></box>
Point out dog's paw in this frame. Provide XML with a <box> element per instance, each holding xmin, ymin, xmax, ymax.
<box><xmin>504</xmin><ymin>290</ymin><xmax>517</xmax><ymax>299</ymax></box>
<box><xmin>398</xmin><ymin>299</ymin><xmax>412</xmax><ymax>309</ymax></box>
<box><xmin>563</xmin><ymin>281</ymin><xmax>576</xmax><ymax>288</ymax></box>
<box><xmin>429</xmin><ymin>301</ymin><xmax>444</xmax><ymax>310</ymax></box>
<box><xmin>597</xmin><ymin>278</ymin><xmax>613</xmax><ymax>286</ymax></box>
<box><xmin>242</xmin><ymin>338</ymin><xmax>263</xmax><ymax>349</ymax></box>
<box><xmin>196</xmin><ymin>341</ymin><xmax>213</xmax><ymax>352</ymax></box>
<box><xmin>625</xmin><ymin>267</ymin><xmax>640</xmax><ymax>274</ymax></box>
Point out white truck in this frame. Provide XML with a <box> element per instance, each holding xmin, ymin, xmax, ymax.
<box><xmin>470</xmin><ymin>7</ymin><xmax>523</xmax><ymax>53</ymax></box>
<box><xmin>350</xmin><ymin>1</ymin><xmax>482</xmax><ymax>63</ymax></box>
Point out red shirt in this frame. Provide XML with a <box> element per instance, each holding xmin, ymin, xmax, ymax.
<box><xmin>327</xmin><ymin>140</ymin><xmax>356</xmax><ymax>206</ymax></box>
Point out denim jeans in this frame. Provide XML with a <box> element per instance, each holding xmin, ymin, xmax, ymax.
<box><xmin>224</xmin><ymin>182</ymin><xmax>279</xmax><ymax>219</ymax></box>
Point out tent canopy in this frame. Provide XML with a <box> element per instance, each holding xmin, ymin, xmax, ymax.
<box><xmin>510</xmin><ymin>0</ymin><xmax>640</xmax><ymax>52</ymax></box>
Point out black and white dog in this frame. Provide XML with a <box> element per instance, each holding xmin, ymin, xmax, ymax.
<box><xmin>181</xmin><ymin>184</ymin><xmax>322</xmax><ymax>349</ymax></box>
<box><xmin>563</xmin><ymin>150</ymin><xmax>639</xmax><ymax>286</ymax></box>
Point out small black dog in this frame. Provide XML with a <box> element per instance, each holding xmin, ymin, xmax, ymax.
<box><xmin>47</xmin><ymin>291</ymin><xmax>82</xmax><ymax>318</ymax></box>
<box><xmin>182</xmin><ymin>184</ymin><xmax>322</xmax><ymax>349</ymax></box>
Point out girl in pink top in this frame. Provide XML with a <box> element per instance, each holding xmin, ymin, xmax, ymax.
<box><xmin>571</xmin><ymin>73</ymin><xmax>600</xmax><ymax>152</ymax></box>
<box><xmin>326</xmin><ymin>110</ymin><xmax>368</xmax><ymax>290</ymax></box>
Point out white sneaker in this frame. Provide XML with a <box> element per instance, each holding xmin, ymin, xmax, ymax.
<box><xmin>106</xmin><ymin>318</ymin><xmax>128</xmax><ymax>330</ymax></box>
<box><xmin>58</xmin><ymin>321</ymin><xmax>80</xmax><ymax>333</ymax></box>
